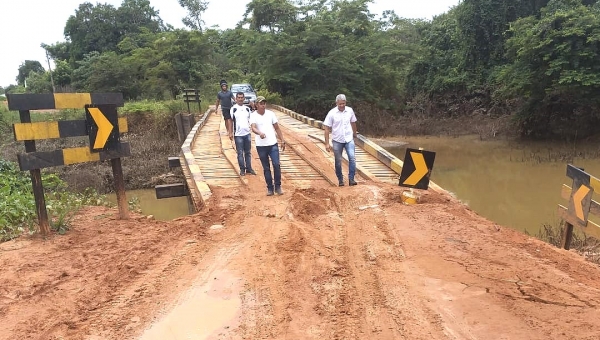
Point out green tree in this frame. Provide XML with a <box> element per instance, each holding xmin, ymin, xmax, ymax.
<box><xmin>53</xmin><ymin>60</ymin><xmax>73</xmax><ymax>87</ymax></box>
<box><xmin>41</xmin><ymin>42</ymin><xmax>71</xmax><ymax>62</ymax></box>
<box><xmin>64</xmin><ymin>1</ymin><xmax>164</xmax><ymax>61</ymax></box>
<box><xmin>16</xmin><ymin>60</ymin><xmax>45</xmax><ymax>86</ymax></box>
<box><xmin>26</xmin><ymin>71</ymin><xmax>53</xmax><ymax>93</ymax></box>
<box><xmin>495</xmin><ymin>0</ymin><xmax>600</xmax><ymax>137</ymax></box>
<box><xmin>178</xmin><ymin>0</ymin><xmax>209</xmax><ymax>31</ymax></box>
<box><xmin>404</xmin><ymin>9</ymin><xmax>468</xmax><ymax>96</ymax></box>
<box><xmin>64</xmin><ymin>3</ymin><xmax>120</xmax><ymax>61</ymax></box>
<box><xmin>244</xmin><ymin>0</ymin><xmax>297</xmax><ymax>32</ymax></box>
<box><xmin>72</xmin><ymin>52</ymin><xmax>140</xmax><ymax>98</ymax></box>
<box><xmin>4</xmin><ymin>85</ymin><xmax>26</xmax><ymax>94</ymax></box>
<box><xmin>116</xmin><ymin>0</ymin><xmax>165</xmax><ymax>35</ymax></box>
<box><xmin>456</xmin><ymin>0</ymin><xmax>550</xmax><ymax>77</ymax></box>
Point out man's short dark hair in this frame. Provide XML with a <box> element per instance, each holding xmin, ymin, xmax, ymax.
<box><xmin>236</xmin><ymin>92</ymin><xmax>244</xmax><ymax>97</ymax></box>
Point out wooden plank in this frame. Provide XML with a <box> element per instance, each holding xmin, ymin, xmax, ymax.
<box><xmin>118</xmin><ymin>117</ymin><xmax>128</xmax><ymax>133</ymax></box>
<box><xmin>90</xmin><ymin>93</ymin><xmax>125</xmax><ymax>107</ymax></box>
<box><xmin>13</xmin><ymin>121</ymin><xmax>60</xmax><ymax>140</ymax></box>
<box><xmin>17</xmin><ymin>143</ymin><xmax>131</xmax><ymax>170</ymax></box>
<box><xmin>63</xmin><ymin>147</ymin><xmax>101</xmax><ymax>165</ymax></box>
<box><xmin>278</xmin><ymin>127</ymin><xmax>337</xmax><ymax>186</ymax></box>
<box><xmin>54</xmin><ymin>93</ymin><xmax>92</xmax><ymax>109</ymax></box>
<box><xmin>7</xmin><ymin>93</ymin><xmax>124</xmax><ymax>111</ymax></box>
<box><xmin>566</xmin><ymin>164</ymin><xmax>600</xmax><ymax>193</ymax></box>
<box><xmin>168</xmin><ymin>157</ymin><xmax>181</xmax><ymax>168</ymax></box>
<box><xmin>155</xmin><ymin>184</ymin><xmax>188</xmax><ymax>199</ymax></box>
<box><xmin>13</xmin><ymin>118</ymin><xmax>128</xmax><ymax>141</ymax></box>
<box><xmin>308</xmin><ymin>133</ymin><xmax>379</xmax><ymax>182</ymax></box>
<box><xmin>8</xmin><ymin>94</ymin><xmax>54</xmax><ymax>111</ymax></box>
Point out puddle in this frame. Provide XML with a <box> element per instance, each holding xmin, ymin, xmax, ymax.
<box><xmin>107</xmin><ymin>189</ymin><xmax>191</xmax><ymax>221</ymax></box>
<box><xmin>139</xmin><ymin>269</ymin><xmax>242</xmax><ymax>339</ymax></box>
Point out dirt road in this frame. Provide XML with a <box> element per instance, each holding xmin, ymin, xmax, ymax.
<box><xmin>2</xmin><ymin>174</ymin><xmax>600</xmax><ymax>339</ymax></box>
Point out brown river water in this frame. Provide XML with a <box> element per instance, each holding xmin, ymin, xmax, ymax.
<box><xmin>384</xmin><ymin>135</ymin><xmax>600</xmax><ymax>234</ymax></box>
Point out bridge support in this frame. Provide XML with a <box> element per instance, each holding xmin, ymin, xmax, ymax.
<box><xmin>154</xmin><ymin>155</ymin><xmax>194</xmax><ymax>214</ymax></box>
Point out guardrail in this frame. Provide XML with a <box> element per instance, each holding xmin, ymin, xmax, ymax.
<box><xmin>270</xmin><ymin>104</ymin><xmax>447</xmax><ymax>193</ymax></box>
<box><xmin>180</xmin><ymin>107</ymin><xmax>213</xmax><ymax>211</ymax></box>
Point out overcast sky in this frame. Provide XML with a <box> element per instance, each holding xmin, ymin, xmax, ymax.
<box><xmin>0</xmin><ymin>0</ymin><xmax>458</xmax><ymax>88</ymax></box>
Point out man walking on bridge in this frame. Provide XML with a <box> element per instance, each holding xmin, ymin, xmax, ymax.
<box><xmin>324</xmin><ymin>94</ymin><xmax>358</xmax><ymax>187</ymax></box>
<box><xmin>231</xmin><ymin>92</ymin><xmax>256</xmax><ymax>176</ymax></box>
<box><xmin>250</xmin><ymin>96</ymin><xmax>286</xmax><ymax>196</ymax></box>
<box><xmin>215</xmin><ymin>80</ymin><xmax>234</xmax><ymax>137</ymax></box>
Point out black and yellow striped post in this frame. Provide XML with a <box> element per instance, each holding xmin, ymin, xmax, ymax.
<box><xmin>6</xmin><ymin>93</ymin><xmax>131</xmax><ymax>232</ymax></box>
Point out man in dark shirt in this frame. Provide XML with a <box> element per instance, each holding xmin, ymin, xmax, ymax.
<box><xmin>215</xmin><ymin>80</ymin><xmax>234</xmax><ymax>136</ymax></box>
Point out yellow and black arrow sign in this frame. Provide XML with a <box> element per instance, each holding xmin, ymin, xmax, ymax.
<box><xmin>86</xmin><ymin>104</ymin><xmax>120</xmax><ymax>152</ymax></box>
<box><xmin>398</xmin><ymin>148</ymin><xmax>436</xmax><ymax>190</ymax></box>
<box><xmin>569</xmin><ymin>184</ymin><xmax>592</xmax><ymax>225</ymax></box>
<box><xmin>565</xmin><ymin>165</ymin><xmax>597</xmax><ymax>226</ymax></box>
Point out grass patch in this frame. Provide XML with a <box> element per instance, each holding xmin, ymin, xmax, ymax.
<box><xmin>0</xmin><ymin>159</ymin><xmax>111</xmax><ymax>242</ymax></box>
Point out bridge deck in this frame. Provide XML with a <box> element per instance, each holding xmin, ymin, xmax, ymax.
<box><xmin>187</xmin><ymin>106</ymin><xmax>402</xmax><ymax>205</ymax></box>
<box><xmin>274</xmin><ymin>110</ymin><xmax>398</xmax><ymax>184</ymax></box>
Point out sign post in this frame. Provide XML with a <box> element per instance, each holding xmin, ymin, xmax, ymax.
<box><xmin>18</xmin><ymin>108</ymin><xmax>50</xmax><ymax>235</ymax></box>
<box><xmin>558</xmin><ymin>164</ymin><xmax>600</xmax><ymax>249</ymax></box>
<box><xmin>7</xmin><ymin>93</ymin><xmax>131</xmax><ymax>232</ymax></box>
<box><xmin>183</xmin><ymin>88</ymin><xmax>201</xmax><ymax>114</ymax></box>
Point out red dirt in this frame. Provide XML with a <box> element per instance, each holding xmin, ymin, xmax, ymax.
<box><xmin>2</xmin><ymin>177</ymin><xmax>600</xmax><ymax>339</ymax></box>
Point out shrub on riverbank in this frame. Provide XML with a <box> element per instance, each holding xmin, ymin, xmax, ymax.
<box><xmin>536</xmin><ymin>223</ymin><xmax>600</xmax><ymax>264</ymax></box>
<box><xmin>0</xmin><ymin>160</ymin><xmax>109</xmax><ymax>242</ymax></box>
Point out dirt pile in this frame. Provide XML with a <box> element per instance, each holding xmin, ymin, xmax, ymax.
<box><xmin>2</xmin><ymin>178</ymin><xmax>600</xmax><ymax>339</ymax></box>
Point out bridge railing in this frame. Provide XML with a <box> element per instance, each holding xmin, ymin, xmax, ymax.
<box><xmin>180</xmin><ymin>107</ymin><xmax>213</xmax><ymax>211</ymax></box>
<box><xmin>180</xmin><ymin>105</ymin><xmax>448</xmax><ymax>211</ymax></box>
<box><xmin>269</xmin><ymin>104</ymin><xmax>447</xmax><ymax>194</ymax></box>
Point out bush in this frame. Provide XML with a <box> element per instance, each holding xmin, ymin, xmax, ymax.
<box><xmin>0</xmin><ymin>159</ymin><xmax>110</xmax><ymax>242</ymax></box>
<box><xmin>257</xmin><ymin>89</ymin><xmax>283</xmax><ymax>106</ymax></box>
<box><xmin>0</xmin><ymin>103</ymin><xmax>9</xmax><ymax>134</ymax></box>
<box><xmin>535</xmin><ymin>222</ymin><xmax>600</xmax><ymax>264</ymax></box>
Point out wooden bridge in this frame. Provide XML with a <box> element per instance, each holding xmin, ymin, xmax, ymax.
<box><xmin>177</xmin><ymin>105</ymin><xmax>434</xmax><ymax>210</ymax></box>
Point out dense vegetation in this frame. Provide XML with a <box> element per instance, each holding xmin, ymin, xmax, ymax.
<box><xmin>0</xmin><ymin>159</ymin><xmax>109</xmax><ymax>241</ymax></box>
<box><xmin>4</xmin><ymin>0</ymin><xmax>600</xmax><ymax>138</ymax></box>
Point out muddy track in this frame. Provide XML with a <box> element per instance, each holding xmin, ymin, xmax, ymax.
<box><xmin>3</xmin><ymin>168</ymin><xmax>600</xmax><ymax>339</ymax></box>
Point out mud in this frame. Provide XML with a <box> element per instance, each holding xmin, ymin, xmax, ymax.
<box><xmin>2</xmin><ymin>175</ymin><xmax>600</xmax><ymax>339</ymax></box>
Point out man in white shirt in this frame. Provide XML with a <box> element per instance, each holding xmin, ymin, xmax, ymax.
<box><xmin>250</xmin><ymin>96</ymin><xmax>286</xmax><ymax>196</ymax></box>
<box><xmin>231</xmin><ymin>92</ymin><xmax>256</xmax><ymax>176</ymax></box>
<box><xmin>324</xmin><ymin>94</ymin><xmax>358</xmax><ymax>186</ymax></box>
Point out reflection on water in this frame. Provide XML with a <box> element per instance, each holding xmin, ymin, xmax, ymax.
<box><xmin>107</xmin><ymin>189</ymin><xmax>190</xmax><ymax>221</ymax></box>
<box><xmin>385</xmin><ymin>135</ymin><xmax>600</xmax><ymax>234</ymax></box>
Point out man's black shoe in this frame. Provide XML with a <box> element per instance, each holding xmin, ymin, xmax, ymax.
<box><xmin>349</xmin><ymin>180</ymin><xmax>357</xmax><ymax>186</ymax></box>
<box><xmin>339</xmin><ymin>182</ymin><xmax>345</xmax><ymax>187</ymax></box>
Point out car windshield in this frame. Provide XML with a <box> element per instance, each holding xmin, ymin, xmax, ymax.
<box><xmin>231</xmin><ymin>85</ymin><xmax>253</xmax><ymax>93</ymax></box>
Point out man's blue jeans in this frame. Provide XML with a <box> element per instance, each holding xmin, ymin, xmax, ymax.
<box><xmin>332</xmin><ymin>140</ymin><xmax>356</xmax><ymax>183</ymax></box>
<box><xmin>256</xmin><ymin>144</ymin><xmax>281</xmax><ymax>191</ymax></box>
<box><xmin>234</xmin><ymin>134</ymin><xmax>252</xmax><ymax>172</ymax></box>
